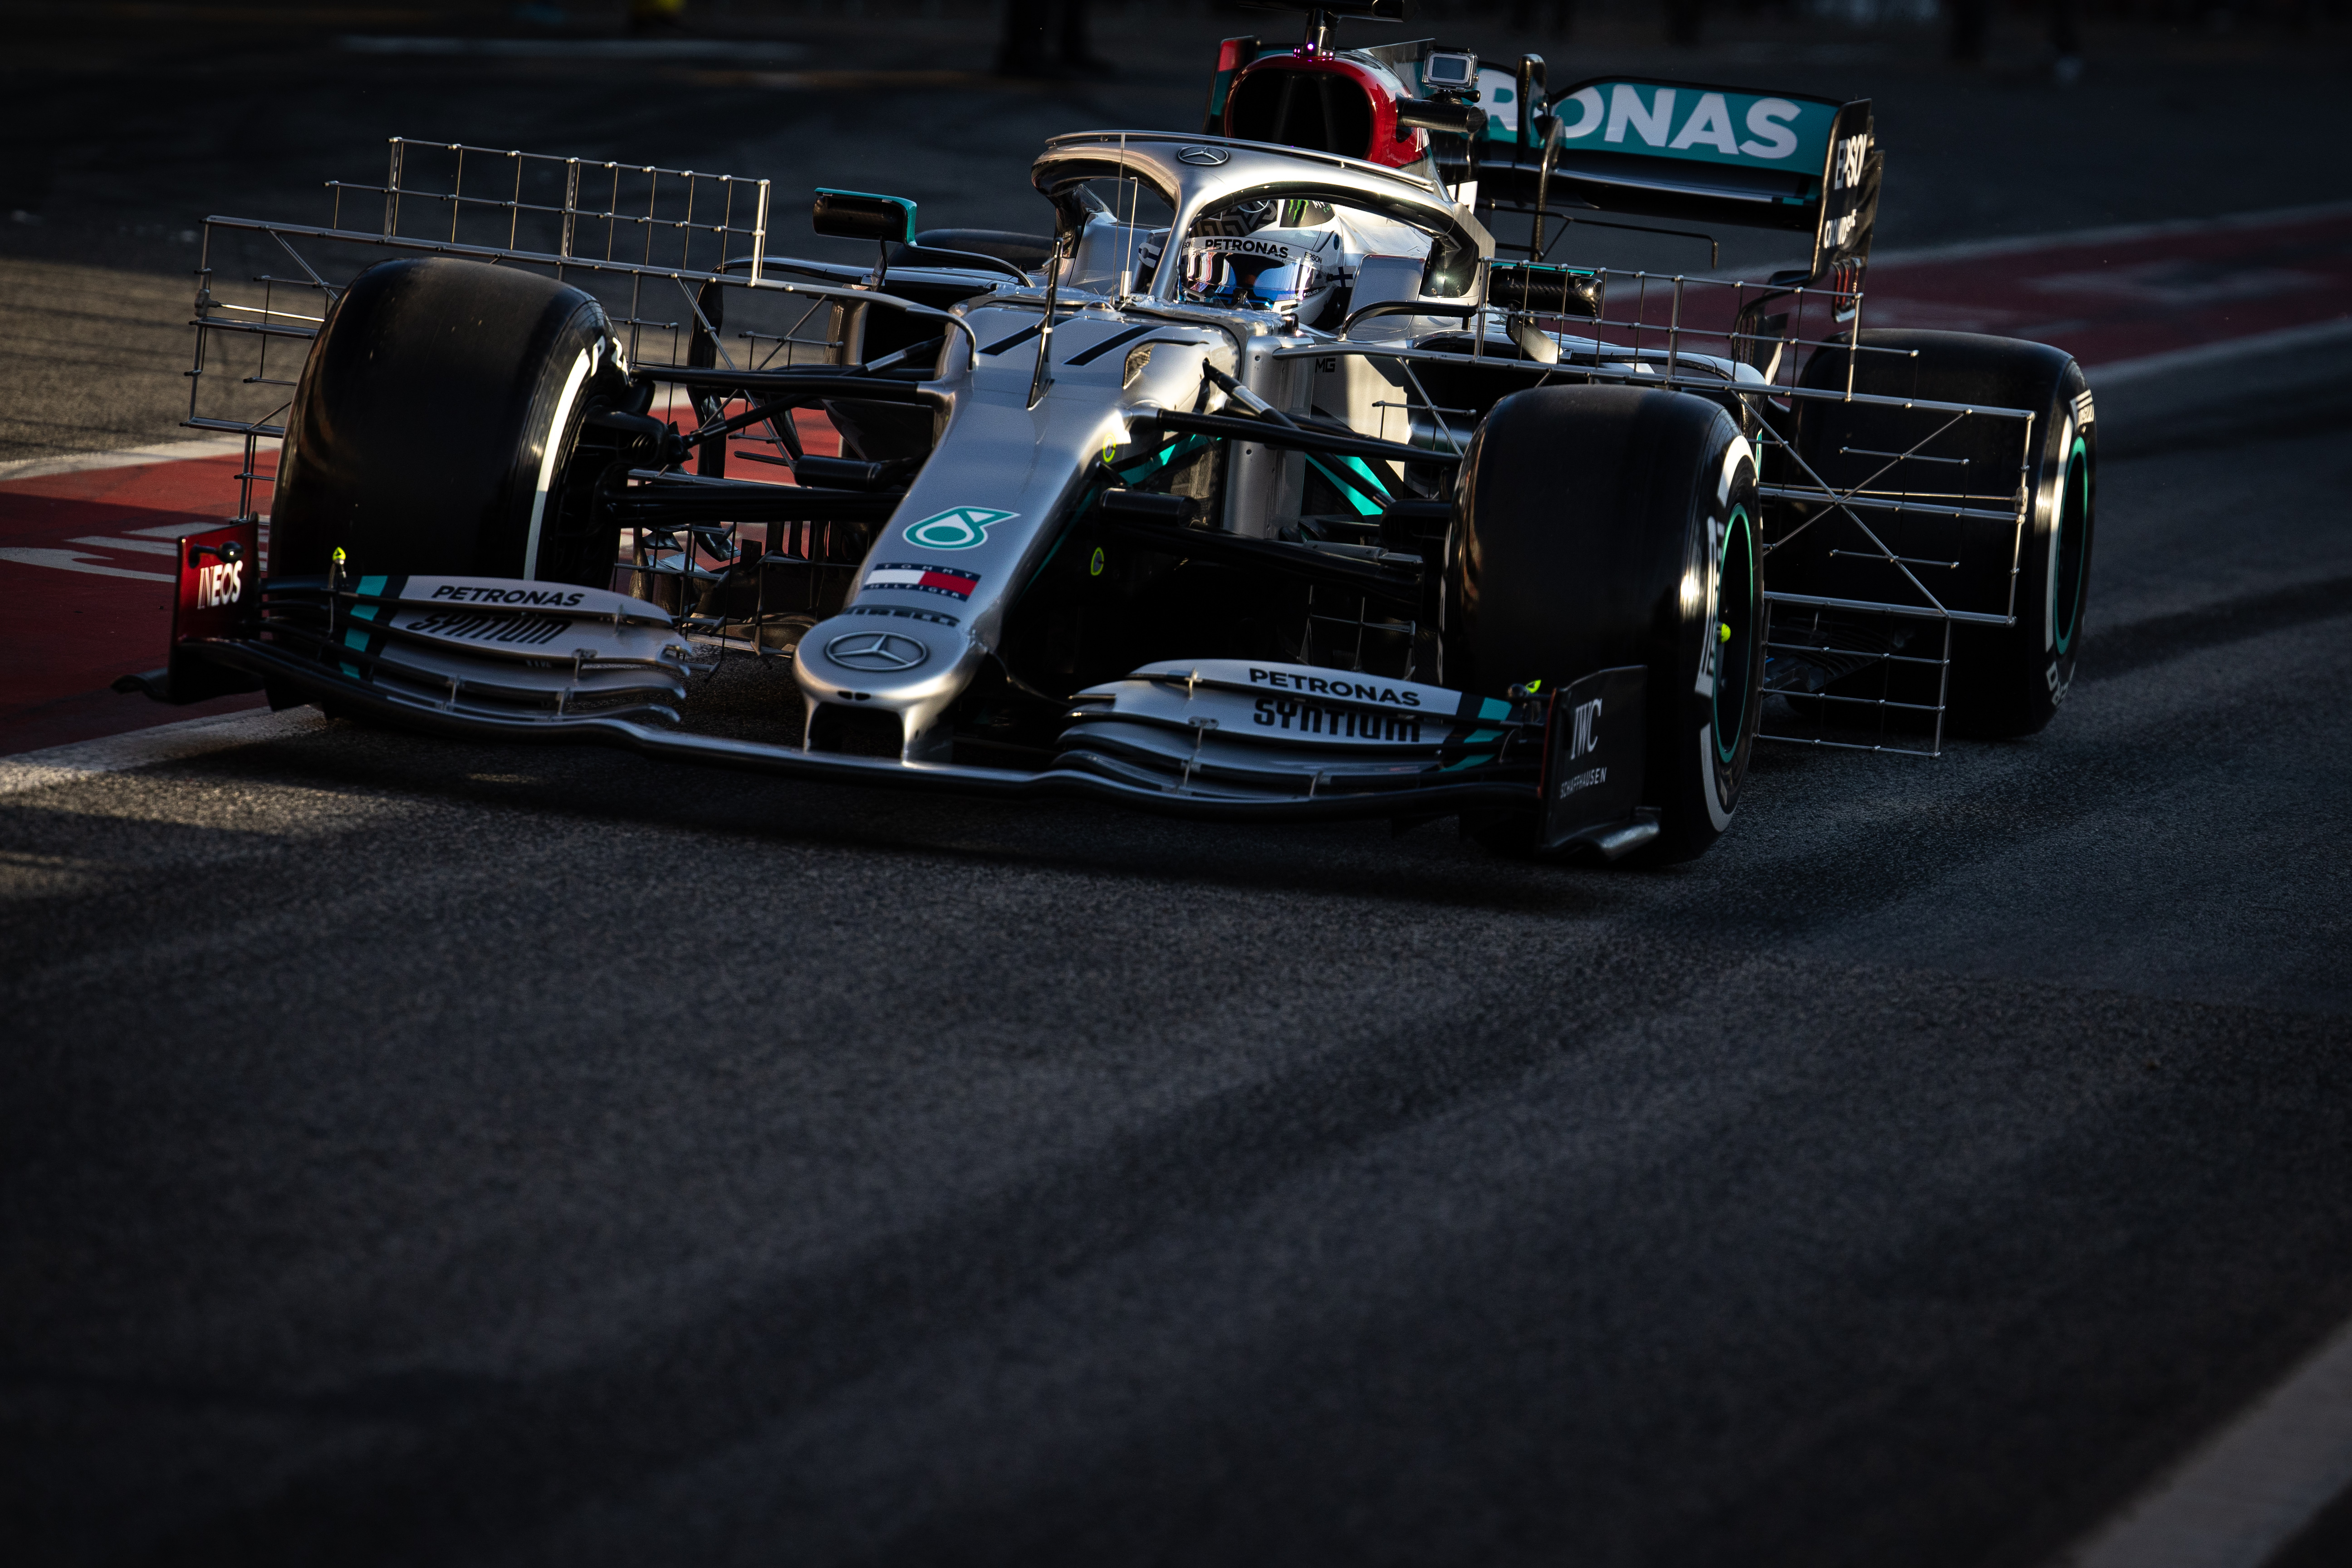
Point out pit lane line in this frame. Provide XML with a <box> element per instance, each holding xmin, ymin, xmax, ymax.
<box><xmin>0</xmin><ymin>439</ymin><xmax>259</xmax><ymax>582</ymax></box>
<box><xmin>1724</xmin><ymin>200</ymin><xmax>2352</xmax><ymax>375</ymax></box>
<box><xmin>0</xmin><ymin>434</ymin><xmax>250</xmax><ymax>484</ymax></box>
<box><xmin>2087</xmin><ymin>316</ymin><xmax>2352</xmax><ymax>388</ymax></box>
<box><xmin>1860</xmin><ymin>197</ymin><xmax>2352</xmax><ymax>271</ymax></box>
<box><xmin>0</xmin><ymin>514</ymin><xmax>242</xmax><ymax>584</ymax></box>
<box><xmin>0</xmin><ymin>707</ymin><xmax>323</xmax><ymax>799</ymax></box>
<box><xmin>2058</xmin><ymin>1315</ymin><xmax>2352</xmax><ymax>1568</ymax></box>
<box><xmin>1711</xmin><ymin>197</ymin><xmax>2352</xmax><ymax>294</ymax></box>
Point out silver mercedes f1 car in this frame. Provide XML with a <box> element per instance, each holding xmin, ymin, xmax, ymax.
<box><xmin>134</xmin><ymin>0</ymin><xmax>2094</xmax><ymax>862</ymax></box>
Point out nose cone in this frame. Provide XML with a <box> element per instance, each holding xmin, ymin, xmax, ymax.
<box><xmin>794</xmin><ymin>615</ymin><xmax>979</xmax><ymax>760</ymax></box>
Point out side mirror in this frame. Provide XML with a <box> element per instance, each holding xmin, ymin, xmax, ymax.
<box><xmin>1395</xmin><ymin>98</ymin><xmax>1487</xmax><ymax>139</ymax></box>
<box><xmin>1419</xmin><ymin>234</ymin><xmax>1482</xmax><ymax>300</ymax></box>
<box><xmin>1489</xmin><ymin>262</ymin><xmax>1599</xmax><ymax>320</ymax></box>
<box><xmin>812</xmin><ymin>189</ymin><xmax>917</xmax><ymax>245</ymax></box>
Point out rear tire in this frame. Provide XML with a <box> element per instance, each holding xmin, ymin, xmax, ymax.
<box><xmin>1787</xmin><ymin>328</ymin><xmax>2094</xmax><ymax>738</ymax></box>
<box><xmin>273</xmin><ymin>257</ymin><xmax>640</xmax><ymax>585</ymax></box>
<box><xmin>1443</xmin><ymin>386</ymin><xmax>1763</xmax><ymax>862</ymax></box>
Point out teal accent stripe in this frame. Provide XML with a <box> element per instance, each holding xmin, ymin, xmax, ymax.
<box><xmin>1306</xmin><ymin>456</ymin><xmax>1385</xmax><ymax>518</ymax></box>
<box><xmin>1112</xmin><ymin>441</ymin><xmax>1178</xmax><ymax>483</ymax></box>
<box><xmin>1113</xmin><ymin>434</ymin><xmax>1210</xmax><ymax>485</ymax></box>
<box><xmin>1477</xmin><ymin>698</ymin><xmax>1511</xmax><ymax>721</ymax></box>
<box><xmin>1338</xmin><ymin>454</ymin><xmax>1391</xmax><ymax>498</ymax></box>
<box><xmin>342</xmin><ymin>590</ymin><xmax>382</xmax><ymax>676</ymax></box>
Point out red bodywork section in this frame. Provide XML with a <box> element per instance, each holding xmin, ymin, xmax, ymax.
<box><xmin>174</xmin><ymin>520</ymin><xmax>259</xmax><ymax>648</ymax></box>
<box><xmin>1223</xmin><ymin>54</ymin><xmax>1427</xmax><ymax>171</ymax></box>
<box><xmin>166</xmin><ymin>519</ymin><xmax>265</xmax><ymax>705</ymax></box>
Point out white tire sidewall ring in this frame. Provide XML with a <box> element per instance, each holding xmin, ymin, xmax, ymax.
<box><xmin>1700</xmin><ymin>451</ymin><xmax>1758</xmax><ymax>832</ymax></box>
<box><xmin>2042</xmin><ymin>409</ymin><xmax>2087</xmax><ymax>708</ymax></box>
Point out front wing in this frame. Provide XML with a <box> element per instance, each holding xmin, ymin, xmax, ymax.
<box><xmin>132</xmin><ymin>529</ymin><xmax>1657</xmax><ymax>856</ymax></box>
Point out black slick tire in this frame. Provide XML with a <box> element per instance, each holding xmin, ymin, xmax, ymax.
<box><xmin>1443</xmin><ymin>385</ymin><xmax>1764</xmax><ymax>863</ymax></box>
<box><xmin>1788</xmin><ymin>328</ymin><xmax>2095</xmax><ymax>738</ymax></box>
<box><xmin>272</xmin><ymin>257</ymin><xmax>638</xmax><ymax>585</ymax></box>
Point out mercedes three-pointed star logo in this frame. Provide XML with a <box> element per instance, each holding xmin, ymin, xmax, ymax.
<box><xmin>823</xmin><ymin>631</ymin><xmax>929</xmax><ymax>673</ymax></box>
<box><xmin>1176</xmin><ymin>145</ymin><xmax>1232</xmax><ymax>166</ymax></box>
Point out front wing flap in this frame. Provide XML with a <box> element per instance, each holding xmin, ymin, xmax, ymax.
<box><xmin>151</xmin><ymin>575</ymin><xmax>1657</xmax><ymax>844</ymax></box>
<box><xmin>243</xmin><ymin>573</ymin><xmax>697</xmax><ymax>724</ymax></box>
<box><xmin>1058</xmin><ymin>660</ymin><xmax>1529</xmax><ymax>795</ymax></box>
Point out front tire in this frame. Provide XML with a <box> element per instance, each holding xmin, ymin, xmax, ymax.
<box><xmin>272</xmin><ymin>257</ymin><xmax>640</xmax><ymax>584</ymax></box>
<box><xmin>1443</xmin><ymin>386</ymin><xmax>1764</xmax><ymax>862</ymax></box>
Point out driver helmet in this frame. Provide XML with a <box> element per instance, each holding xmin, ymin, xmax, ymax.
<box><xmin>1175</xmin><ymin>227</ymin><xmax>1342</xmax><ymax>322</ymax></box>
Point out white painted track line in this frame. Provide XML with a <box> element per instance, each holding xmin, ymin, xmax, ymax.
<box><xmin>0</xmin><ymin>708</ymin><xmax>326</xmax><ymax>797</ymax></box>
<box><xmin>1865</xmin><ymin>196</ymin><xmax>2352</xmax><ymax>271</ymax></box>
<box><xmin>2060</xmin><ymin>1317</ymin><xmax>2352</xmax><ymax>1568</ymax></box>
<box><xmin>0</xmin><ymin>547</ymin><xmax>173</xmax><ymax>582</ymax></box>
<box><xmin>2088</xmin><ymin>318</ymin><xmax>2352</xmax><ymax>388</ymax></box>
<box><xmin>0</xmin><ymin>436</ymin><xmax>254</xmax><ymax>483</ymax></box>
<box><xmin>1695</xmin><ymin>199</ymin><xmax>2352</xmax><ymax>287</ymax></box>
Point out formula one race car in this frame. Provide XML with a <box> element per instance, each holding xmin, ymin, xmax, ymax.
<box><xmin>133</xmin><ymin>0</ymin><xmax>2094</xmax><ymax>862</ymax></box>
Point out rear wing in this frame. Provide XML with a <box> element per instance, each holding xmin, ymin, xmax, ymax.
<box><xmin>1481</xmin><ymin>77</ymin><xmax>1880</xmax><ymax>283</ymax></box>
<box><xmin>1202</xmin><ymin>36</ymin><xmax>1881</xmax><ymax>285</ymax></box>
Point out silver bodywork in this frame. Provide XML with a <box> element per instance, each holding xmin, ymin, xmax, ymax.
<box><xmin>793</xmin><ymin>302</ymin><xmax>1235</xmax><ymax>760</ymax></box>
<box><xmin>788</xmin><ymin>132</ymin><xmax>1501</xmax><ymax>762</ymax></box>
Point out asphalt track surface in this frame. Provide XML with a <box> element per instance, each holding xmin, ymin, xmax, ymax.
<box><xmin>5</xmin><ymin>7</ymin><xmax>2352</xmax><ymax>1566</ymax></box>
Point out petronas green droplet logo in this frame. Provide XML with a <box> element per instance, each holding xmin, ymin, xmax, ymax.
<box><xmin>903</xmin><ymin>507</ymin><xmax>1017</xmax><ymax>550</ymax></box>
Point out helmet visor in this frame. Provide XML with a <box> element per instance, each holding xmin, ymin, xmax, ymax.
<box><xmin>1176</xmin><ymin>236</ymin><xmax>1326</xmax><ymax>314</ymax></box>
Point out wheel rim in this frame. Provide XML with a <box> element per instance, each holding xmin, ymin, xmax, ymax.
<box><xmin>2053</xmin><ymin>434</ymin><xmax>2089</xmax><ymax>655</ymax></box>
<box><xmin>1713</xmin><ymin>503</ymin><xmax>1755</xmax><ymax>764</ymax></box>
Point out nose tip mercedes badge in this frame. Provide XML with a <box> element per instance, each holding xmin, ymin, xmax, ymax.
<box><xmin>823</xmin><ymin>632</ymin><xmax>930</xmax><ymax>673</ymax></box>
